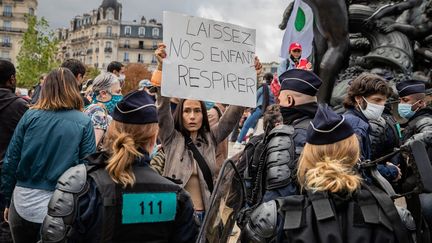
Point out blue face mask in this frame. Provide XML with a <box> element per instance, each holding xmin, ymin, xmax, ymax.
<box><xmin>104</xmin><ymin>94</ymin><xmax>123</xmax><ymax>114</ymax></box>
<box><xmin>93</xmin><ymin>93</ymin><xmax>123</xmax><ymax>114</ymax></box>
<box><xmin>398</xmin><ymin>103</ymin><xmax>416</xmax><ymax>119</ymax></box>
<box><xmin>205</xmin><ymin>101</ymin><xmax>215</xmax><ymax>110</ymax></box>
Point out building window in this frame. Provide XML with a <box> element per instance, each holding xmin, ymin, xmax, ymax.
<box><xmin>2</xmin><ymin>36</ymin><xmax>11</xmax><ymax>47</ymax></box>
<box><xmin>124</xmin><ymin>52</ymin><xmax>129</xmax><ymax>62</ymax></box>
<box><xmin>125</xmin><ymin>26</ymin><xmax>131</xmax><ymax>36</ymax></box>
<box><xmin>152</xmin><ymin>41</ymin><xmax>158</xmax><ymax>49</ymax></box>
<box><xmin>138</xmin><ymin>53</ymin><xmax>143</xmax><ymax>63</ymax></box>
<box><xmin>151</xmin><ymin>55</ymin><xmax>157</xmax><ymax>64</ymax></box>
<box><xmin>107</xmin><ymin>9</ymin><xmax>114</xmax><ymax>20</ymax></box>
<box><xmin>124</xmin><ymin>40</ymin><xmax>130</xmax><ymax>48</ymax></box>
<box><xmin>3</xmin><ymin>36</ymin><xmax>10</xmax><ymax>44</ymax></box>
<box><xmin>3</xmin><ymin>20</ymin><xmax>11</xmax><ymax>30</ymax></box>
<box><xmin>106</xmin><ymin>26</ymin><xmax>112</xmax><ymax>36</ymax></box>
<box><xmin>139</xmin><ymin>27</ymin><xmax>145</xmax><ymax>36</ymax></box>
<box><xmin>1</xmin><ymin>51</ymin><xmax>10</xmax><ymax>59</ymax></box>
<box><xmin>152</xmin><ymin>28</ymin><xmax>159</xmax><ymax>37</ymax></box>
<box><xmin>3</xmin><ymin>5</ymin><xmax>12</xmax><ymax>17</ymax></box>
<box><xmin>106</xmin><ymin>41</ymin><xmax>112</xmax><ymax>48</ymax></box>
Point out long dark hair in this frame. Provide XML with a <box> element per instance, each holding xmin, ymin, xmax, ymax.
<box><xmin>173</xmin><ymin>99</ymin><xmax>211</xmax><ymax>139</ymax></box>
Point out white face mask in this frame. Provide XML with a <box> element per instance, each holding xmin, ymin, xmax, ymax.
<box><xmin>359</xmin><ymin>97</ymin><xmax>385</xmax><ymax>121</ymax></box>
<box><xmin>118</xmin><ymin>74</ymin><xmax>126</xmax><ymax>81</ymax></box>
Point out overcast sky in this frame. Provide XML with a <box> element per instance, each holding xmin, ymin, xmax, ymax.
<box><xmin>37</xmin><ymin>0</ymin><xmax>288</xmax><ymax>62</ymax></box>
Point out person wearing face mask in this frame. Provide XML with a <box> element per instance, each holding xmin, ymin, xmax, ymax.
<box><xmin>90</xmin><ymin>73</ymin><xmax>123</xmax><ymax>115</ymax></box>
<box><xmin>396</xmin><ymin>80</ymin><xmax>432</xmax><ymax>228</ymax></box>
<box><xmin>261</xmin><ymin>69</ymin><xmax>322</xmax><ymax>202</ymax></box>
<box><xmin>343</xmin><ymin>73</ymin><xmax>401</xmax><ymax>183</ymax></box>
<box><xmin>85</xmin><ymin>73</ymin><xmax>122</xmax><ymax>148</ymax></box>
<box><xmin>107</xmin><ymin>61</ymin><xmax>126</xmax><ymax>87</ymax></box>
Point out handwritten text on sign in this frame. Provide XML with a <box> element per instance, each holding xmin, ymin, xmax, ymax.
<box><xmin>162</xmin><ymin>12</ymin><xmax>257</xmax><ymax>107</ymax></box>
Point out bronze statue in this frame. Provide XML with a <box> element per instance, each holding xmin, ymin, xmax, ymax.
<box><xmin>280</xmin><ymin>0</ymin><xmax>350</xmax><ymax>103</ymax></box>
<box><xmin>280</xmin><ymin>0</ymin><xmax>431</xmax><ymax>104</ymax></box>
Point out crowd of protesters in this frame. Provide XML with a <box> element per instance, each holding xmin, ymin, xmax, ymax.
<box><xmin>0</xmin><ymin>37</ymin><xmax>430</xmax><ymax>243</ymax></box>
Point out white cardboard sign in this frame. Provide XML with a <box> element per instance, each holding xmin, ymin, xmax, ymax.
<box><xmin>162</xmin><ymin>11</ymin><xmax>257</xmax><ymax>107</ymax></box>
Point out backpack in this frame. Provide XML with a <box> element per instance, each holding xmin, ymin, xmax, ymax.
<box><xmin>235</xmin><ymin>134</ymin><xmax>266</xmax><ymax>205</ymax></box>
<box><xmin>236</xmin><ymin>125</ymin><xmax>296</xmax><ymax>206</ymax></box>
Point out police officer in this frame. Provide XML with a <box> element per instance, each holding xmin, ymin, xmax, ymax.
<box><xmin>262</xmin><ymin>69</ymin><xmax>321</xmax><ymax>201</ymax></box>
<box><xmin>242</xmin><ymin>104</ymin><xmax>415</xmax><ymax>243</ymax></box>
<box><xmin>40</xmin><ymin>91</ymin><xmax>198</xmax><ymax>243</ymax></box>
<box><xmin>397</xmin><ymin>80</ymin><xmax>432</xmax><ymax>228</ymax></box>
<box><xmin>397</xmin><ymin>80</ymin><xmax>432</xmax><ymax>149</ymax></box>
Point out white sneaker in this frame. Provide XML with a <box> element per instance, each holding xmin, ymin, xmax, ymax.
<box><xmin>233</xmin><ymin>142</ymin><xmax>242</xmax><ymax>149</ymax></box>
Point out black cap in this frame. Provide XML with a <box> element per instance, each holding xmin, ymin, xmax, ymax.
<box><xmin>112</xmin><ymin>90</ymin><xmax>158</xmax><ymax>124</ymax></box>
<box><xmin>279</xmin><ymin>69</ymin><xmax>322</xmax><ymax>96</ymax></box>
<box><xmin>396</xmin><ymin>80</ymin><xmax>426</xmax><ymax>97</ymax></box>
<box><xmin>306</xmin><ymin>104</ymin><xmax>354</xmax><ymax>145</ymax></box>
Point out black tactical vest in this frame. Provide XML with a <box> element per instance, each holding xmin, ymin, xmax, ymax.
<box><xmin>88</xmin><ymin>164</ymin><xmax>182</xmax><ymax>243</ymax></box>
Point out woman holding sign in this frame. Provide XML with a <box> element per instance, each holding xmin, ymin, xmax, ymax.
<box><xmin>152</xmin><ymin>43</ymin><xmax>261</xmax><ymax>222</ymax></box>
<box><xmin>40</xmin><ymin>90</ymin><xmax>198</xmax><ymax>243</ymax></box>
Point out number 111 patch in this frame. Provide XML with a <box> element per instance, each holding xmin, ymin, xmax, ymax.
<box><xmin>122</xmin><ymin>192</ymin><xmax>177</xmax><ymax>224</ymax></box>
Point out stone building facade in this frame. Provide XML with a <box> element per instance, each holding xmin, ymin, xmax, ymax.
<box><xmin>57</xmin><ymin>0</ymin><xmax>162</xmax><ymax>70</ymax></box>
<box><xmin>0</xmin><ymin>0</ymin><xmax>37</xmax><ymax>64</ymax></box>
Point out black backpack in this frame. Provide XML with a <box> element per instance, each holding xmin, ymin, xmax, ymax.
<box><xmin>236</xmin><ymin>125</ymin><xmax>296</xmax><ymax>206</ymax></box>
<box><xmin>235</xmin><ymin>134</ymin><xmax>266</xmax><ymax>205</ymax></box>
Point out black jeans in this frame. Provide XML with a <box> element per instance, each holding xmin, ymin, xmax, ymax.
<box><xmin>8</xmin><ymin>201</ymin><xmax>41</xmax><ymax>243</ymax></box>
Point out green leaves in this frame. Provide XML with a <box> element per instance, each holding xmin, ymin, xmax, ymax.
<box><xmin>16</xmin><ymin>15</ymin><xmax>59</xmax><ymax>88</ymax></box>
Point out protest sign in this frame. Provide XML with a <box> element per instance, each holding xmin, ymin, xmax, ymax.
<box><xmin>162</xmin><ymin>11</ymin><xmax>257</xmax><ymax>107</ymax></box>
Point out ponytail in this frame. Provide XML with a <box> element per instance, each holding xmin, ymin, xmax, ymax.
<box><xmin>297</xmin><ymin>134</ymin><xmax>362</xmax><ymax>194</ymax></box>
<box><xmin>106</xmin><ymin>132</ymin><xmax>141</xmax><ymax>188</ymax></box>
<box><xmin>103</xmin><ymin>121</ymin><xmax>159</xmax><ymax>188</ymax></box>
<box><xmin>303</xmin><ymin>157</ymin><xmax>361</xmax><ymax>194</ymax></box>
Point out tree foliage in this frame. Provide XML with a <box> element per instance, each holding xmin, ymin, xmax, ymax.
<box><xmin>84</xmin><ymin>66</ymin><xmax>101</xmax><ymax>81</ymax></box>
<box><xmin>16</xmin><ymin>15</ymin><xmax>59</xmax><ymax>88</ymax></box>
<box><xmin>123</xmin><ymin>63</ymin><xmax>152</xmax><ymax>94</ymax></box>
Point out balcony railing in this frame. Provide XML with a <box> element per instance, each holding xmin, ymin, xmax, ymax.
<box><xmin>3</xmin><ymin>12</ymin><xmax>12</xmax><ymax>17</ymax></box>
<box><xmin>95</xmin><ymin>33</ymin><xmax>119</xmax><ymax>39</ymax></box>
<box><xmin>119</xmin><ymin>45</ymin><xmax>157</xmax><ymax>51</ymax></box>
<box><xmin>71</xmin><ymin>36</ymin><xmax>89</xmax><ymax>43</ymax></box>
<box><xmin>104</xmin><ymin>47</ymin><xmax>112</xmax><ymax>53</ymax></box>
<box><xmin>1</xmin><ymin>42</ymin><xmax>11</xmax><ymax>47</ymax></box>
<box><xmin>87</xmin><ymin>49</ymin><xmax>93</xmax><ymax>54</ymax></box>
<box><xmin>0</xmin><ymin>26</ymin><xmax>25</xmax><ymax>33</ymax></box>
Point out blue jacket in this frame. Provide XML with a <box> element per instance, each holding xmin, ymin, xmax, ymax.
<box><xmin>256</xmin><ymin>84</ymin><xmax>275</xmax><ymax>108</ymax></box>
<box><xmin>344</xmin><ymin>109</ymin><xmax>398</xmax><ymax>182</ymax></box>
<box><xmin>1</xmin><ymin>109</ymin><xmax>96</xmax><ymax>204</ymax></box>
<box><xmin>344</xmin><ymin>109</ymin><xmax>371</xmax><ymax>160</ymax></box>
